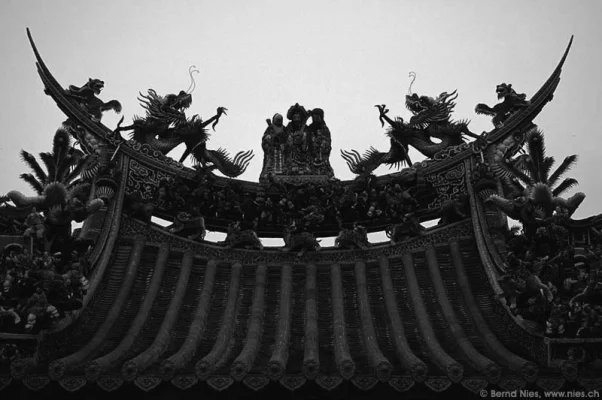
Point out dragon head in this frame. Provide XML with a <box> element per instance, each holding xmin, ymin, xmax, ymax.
<box><xmin>495</xmin><ymin>83</ymin><xmax>519</xmax><ymax>100</ymax></box>
<box><xmin>138</xmin><ymin>89</ymin><xmax>192</xmax><ymax>125</ymax></box>
<box><xmin>164</xmin><ymin>90</ymin><xmax>193</xmax><ymax>113</ymax></box>
<box><xmin>87</xmin><ymin>78</ymin><xmax>105</xmax><ymax>95</ymax></box>
<box><xmin>405</xmin><ymin>90</ymin><xmax>458</xmax><ymax>120</ymax></box>
<box><xmin>405</xmin><ymin>93</ymin><xmax>436</xmax><ymax>115</ymax></box>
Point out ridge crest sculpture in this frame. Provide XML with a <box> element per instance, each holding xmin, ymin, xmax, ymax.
<box><xmin>341</xmin><ymin>72</ymin><xmax>481</xmax><ymax>178</ymax></box>
<box><xmin>2</xmin><ymin>31</ymin><xmax>601</xmax><ymax>395</ymax></box>
<box><xmin>260</xmin><ymin>103</ymin><xmax>334</xmax><ymax>184</ymax></box>
<box><xmin>62</xmin><ymin>78</ymin><xmax>123</xmax><ymax>123</ymax></box>
<box><xmin>114</xmin><ymin>66</ymin><xmax>254</xmax><ymax>178</ymax></box>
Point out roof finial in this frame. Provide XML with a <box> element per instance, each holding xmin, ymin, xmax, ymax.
<box><xmin>186</xmin><ymin>65</ymin><xmax>200</xmax><ymax>94</ymax></box>
<box><xmin>408</xmin><ymin>71</ymin><xmax>417</xmax><ymax>95</ymax></box>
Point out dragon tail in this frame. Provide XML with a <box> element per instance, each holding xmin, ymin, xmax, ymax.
<box><xmin>340</xmin><ymin>147</ymin><xmax>386</xmax><ymax>176</ymax></box>
<box><xmin>203</xmin><ymin>148</ymin><xmax>254</xmax><ymax>178</ymax></box>
<box><xmin>474</xmin><ymin>103</ymin><xmax>496</xmax><ymax>116</ymax></box>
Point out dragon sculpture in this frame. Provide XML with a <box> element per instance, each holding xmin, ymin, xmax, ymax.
<box><xmin>341</xmin><ymin>72</ymin><xmax>480</xmax><ymax>177</ymax></box>
<box><xmin>475</xmin><ymin>83</ymin><xmax>531</xmax><ymax>127</ymax></box>
<box><xmin>335</xmin><ymin>223</ymin><xmax>371</xmax><ymax>250</ymax></box>
<box><xmin>220</xmin><ymin>221</ymin><xmax>264</xmax><ymax>250</ymax></box>
<box><xmin>62</xmin><ymin>78</ymin><xmax>122</xmax><ymax>122</ymax></box>
<box><xmin>53</xmin><ymin>78</ymin><xmax>121</xmax><ymax>172</ymax></box>
<box><xmin>386</xmin><ymin>213</ymin><xmax>425</xmax><ymax>245</ymax></box>
<box><xmin>281</xmin><ymin>222</ymin><xmax>321</xmax><ymax>256</ymax></box>
<box><xmin>115</xmin><ymin>67</ymin><xmax>253</xmax><ymax>178</ymax></box>
<box><xmin>166</xmin><ymin>212</ymin><xmax>207</xmax><ymax>241</ymax></box>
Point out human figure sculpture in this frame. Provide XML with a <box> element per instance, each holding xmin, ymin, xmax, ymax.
<box><xmin>259</xmin><ymin>104</ymin><xmax>335</xmax><ymax>181</ymax></box>
<box><xmin>286</xmin><ymin>103</ymin><xmax>311</xmax><ymax>174</ymax></box>
<box><xmin>262</xmin><ymin>113</ymin><xmax>287</xmax><ymax>174</ymax></box>
<box><xmin>24</xmin><ymin>207</ymin><xmax>45</xmax><ymax>239</ymax></box>
<box><xmin>307</xmin><ymin>108</ymin><xmax>334</xmax><ymax>176</ymax></box>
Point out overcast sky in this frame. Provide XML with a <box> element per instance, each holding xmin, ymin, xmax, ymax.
<box><xmin>0</xmin><ymin>0</ymin><xmax>601</xmax><ymax>230</ymax></box>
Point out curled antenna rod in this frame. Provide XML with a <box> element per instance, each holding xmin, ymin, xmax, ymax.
<box><xmin>186</xmin><ymin>65</ymin><xmax>200</xmax><ymax>94</ymax></box>
<box><xmin>408</xmin><ymin>71</ymin><xmax>417</xmax><ymax>95</ymax></box>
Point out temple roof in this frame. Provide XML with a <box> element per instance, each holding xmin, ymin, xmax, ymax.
<box><xmin>4</xmin><ymin>219</ymin><xmax>599</xmax><ymax>394</ymax></box>
<box><xmin>3</xmin><ymin>31</ymin><xmax>601</xmax><ymax>397</ymax></box>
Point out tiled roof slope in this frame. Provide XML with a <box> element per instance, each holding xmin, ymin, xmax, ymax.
<box><xmin>6</xmin><ymin>221</ymin><xmax>598</xmax><ymax>394</ymax></box>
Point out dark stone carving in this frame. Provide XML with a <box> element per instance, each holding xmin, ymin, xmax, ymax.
<box><xmin>315</xmin><ymin>375</ymin><xmax>343</xmax><ymax>391</ymax></box>
<box><xmin>498</xmin><ymin>378</ymin><xmax>525</xmax><ymax>391</ymax></box>
<box><xmin>481</xmin><ymin>131</ymin><xmax>602</xmax><ymax>342</ymax></box>
<box><xmin>59</xmin><ymin>377</ymin><xmax>87</xmax><ymax>392</ymax></box>
<box><xmin>282</xmin><ymin>223</ymin><xmax>321</xmax><ymax>256</ymax></box>
<box><xmin>171</xmin><ymin>375</ymin><xmax>198</xmax><ymax>390</ymax></box>
<box><xmin>460</xmin><ymin>378</ymin><xmax>488</xmax><ymax>394</ymax></box>
<box><xmin>220</xmin><ymin>221</ymin><xmax>263</xmax><ymax>250</ymax></box>
<box><xmin>242</xmin><ymin>375</ymin><xmax>270</xmax><ymax>391</ymax></box>
<box><xmin>335</xmin><ymin>223</ymin><xmax>370</xmax><ymax>250</ymax></box>
<box><xmin>388</xmin><ymin>376</ymin><xmax>415</xmax><ymax>392</ymax></box>
<box><xmin>206</xmin><ymin>376</ymin><xmax>234</xmax><ymax>392</ymax></box>
<box><xmin>63</xmin><ymin>78</ymin><xmax>122</xmax><ymax>122</ymax></box>
<box><xmin>386</xmin><ymin>213</ymin><xmax>425</xmax><ymax>245</ymax></box>
<box><xmin>341</xmin><ymin>74</ymin><xmax>480</xmax><ymax>177</ymax></box>
<box><xmin>96</xmin><ymin>376</ymin><xmax>124</xmax><ymax>392</ymax></box>
<box><xmin>261</xmin><ymin>113</ymin><xmax>286</xmax><ymax>177</ymax></box>
<box><xmin>3</xmin><ymin>31</ymin><xmax>599</xmax><ymax>395</ymax></box>
<box><xmin>0</xmin><ymin>129</ymin><xmax>109</xmax><ymax>252</ymax></box>
<box><xmin>475</xmin><ymin>83</ymin><xmax>531</xmax><ymax>127</ymax></box>
<box><xmin>560</xmin><ymin>361</ymin><xmax>579</xmax><ymax>381</ymax></box>
<box><xmin>166</xmin><ymin>212</ymin><xmax>206</xmax><ymax>241</ymax></box>
<box><xmin>114</xmin><ymin>73</ymin><xmax>253</xmax><ymax>177</ymax></box>
<box><xmin>260</xmin><ymin>104</ymin><xmax>334</xmax><ymax>183</ymax></box>
<box><xmin>424</xmin><ymin>377</ymin><xmax>452</xmax><ymax>392</ymax></box>
<box><xmin>577</xmin><ymin>378</ymin><xmax>602</xmax><ymax>391</ymax></box>
<box><xmin>279</xmin><ymin>375</ymin><xmax>306</xmax><ymax>391</ymax></box>
<box><xmin>22</xmin><ymin>376</ymin><xmax>50</xmax><ymax>391</ymax></box>
<box><xmin>425</xmin><ymin>163</ymin><xmax>467</xmax><ymax>210</ymax></box>
<box><xmin>10</xmin><ymin>358</ymin><xmax>33</xmax><ymax>379</ymax></box>
<box><xmin>120</xmin><ymin>216</ymin><xmax>472</xmax><ymax>264</ymax></box>
<box><xmin>438</xmin><ymin>194</ymin><xmax>470</xmax><ymax>225</ymax></box>
<box><xmin>134</xmin><ymin>376</ymin><xmax>161</xmax><ymax>392</ymax></box>
<box><xmin>0</xmin><ymin>377</ymin><xmax>12</xmax><ymax>392</ymax></box>
<box><xmin>0</xmin><ymin>129</ymin><xmax>102</xmax><ymax>335</ymax></box>
<box><xmin>121</xmin><ymin>157</ymin><xmax>438</xmax><ymax>236</ymax></box>
<box><xmin>536</xmin><ymin>377</ymin><xmax>566</xmax><ymax>391</ymax></box>
<box><xmin>351</xmin><ymin>376</ymin><xmax>378</xmax><ymax>391</ymax></box>
<box><xmin>126</xmin><ymin>141</ymin><xmax>186</xmax><ymax>170</ymax></box>
<box><xmin>123</xmin><ymin>192</ymin><xmax>155</xmax><ymax>223</ymax></box>
<box><xmin>127</xmin><ymin>159</ymin><xmax>175</xmax><ymax>204</ymax></box>
<box><xmin>307</xmin><ymin>108</ymin><xmax>333</xmax><ymax>173</ymax></box>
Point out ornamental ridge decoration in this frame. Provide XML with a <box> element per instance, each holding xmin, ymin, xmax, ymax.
<box><xmin>425</xmin><ymin>163</ymin><xmax>467</xmax><ymax>210</ymax></box>
<box><xmin>27</xmin><ymin>27</ymin><xmax>573</xmax><ymax>186</ymax></box>
<box><xmin>124</xmin><ymin>141</ymin><xmax>186</xmax><ymax>170</ymax></box>
<box><xmin>119</xmin><ymin>217</ymin><xmax>474</xmax><ymax>264</ymax></box>
<box><xmin>2</xmin><ymin>30</ymin><xmax>598</xmax><ymax>395</ymax></box>
<box><xmin>171</xmin><ymin>375</ymin><xmax>198</xmax><ymax>390</ymax></box>
<box><xmin>127</xmin><ymin>158</ymin><xmax>175</xmax><ymax>203</ymax></box>
<box><xmin>2</xmin><ymin>372</ymin><xmax>601</xmax><ymax>392</ymax></box>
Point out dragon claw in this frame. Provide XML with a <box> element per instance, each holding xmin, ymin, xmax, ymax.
<box><xmin>114</xmin><ymin>116</ymin><xmax>125</xmax><ymax>132</ymax></box>
<box><xmin>374</xmin><ymin>104</ymin><xmax>389</xmax><ymax>127</ymax></box>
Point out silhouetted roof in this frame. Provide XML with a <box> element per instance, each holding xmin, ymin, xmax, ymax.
<box><xmin>5</xmin><ymin>219</ymin><xmax>598</xmax><ymax>394</ymax></box>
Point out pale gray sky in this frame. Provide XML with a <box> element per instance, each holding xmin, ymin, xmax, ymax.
<box><xmin>1</xmin><ymin>0</ymin><xmax>601</xmax><ymax>223</ymax></box>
